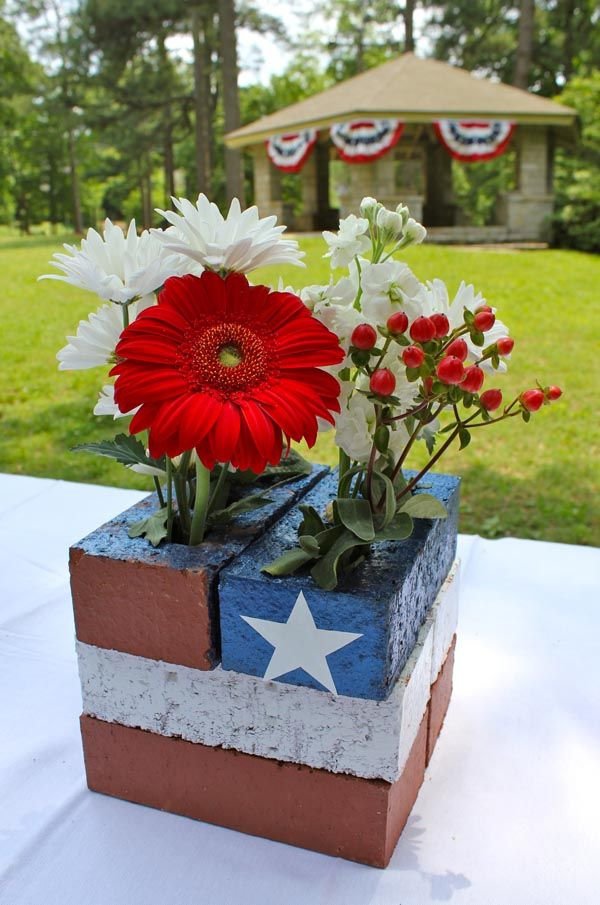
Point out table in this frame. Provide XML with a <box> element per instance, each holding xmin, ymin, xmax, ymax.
<box><xmin>0</xmin><ymin>473</ymin><xmax>598</xmax><ymax>905</ymax></box>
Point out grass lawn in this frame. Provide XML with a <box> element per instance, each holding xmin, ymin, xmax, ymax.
<box><xmin>0</xmin><ymin>232</ymin><xmax>598</xmax><ymax>546</ymax></box>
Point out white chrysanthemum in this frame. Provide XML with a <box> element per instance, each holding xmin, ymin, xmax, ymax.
<box><xmin>93</xmin><ymin>385</ymin><xmax>139</xmax><ymax>419</ymax></box>
<box><xmin>57</xmin><ymin>295</ymin><xmax>155</xmax><ymax>370</ymax></box>
<box><xmin>419</xmin><ymin>279</ymin><xmax>510</xmax><ymax>372</ymax></box>
<box><xmin>360</xmin><ymin>259</ymin><xmax>422</xmax><ymax>324</ymax></box>
<box><xmin>153</xmin><ymin>194</ymin><xmax>304</xmax><ymax>273</ymax></box>
<box><xmin>40</xmin><ymin>220</ymin><xmax>189</xmax><ymax>303</ymax></box>
<box><xmin>323</xmin><ymin>214</ymin><xmax>371</xmax><ymax>268</ymax></box>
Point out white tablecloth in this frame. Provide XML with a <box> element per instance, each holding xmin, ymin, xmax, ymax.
<box><xmin>0</xmin><ymin>473</ymin><xmax>598</xmax><ymax>905</ymax></box>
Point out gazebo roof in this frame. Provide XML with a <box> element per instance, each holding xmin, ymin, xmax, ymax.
<box><xmin>226</xmin><ymin>53</ymin><xmax>576</xmax><ymax>148</ymax></box>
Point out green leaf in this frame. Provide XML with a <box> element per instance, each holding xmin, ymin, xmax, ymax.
<box><xmin>299</xmin><ymin>534</ymin><xmax>320</xmax><ymax>555</ymax></box>
<box><xmin>522</xmin><ymin>409</ymin><xmax>531</xmax><ymax>422</ymax></box>
<box><xmin>373</xmin><ymin>468</ymin><xmax>397</xmax><ymax>528</ymax></box>
<box><xmin>263</xmin><ymin>449</ymin><xmax>313</xmax><ymax>477</ymax></box>
<box><xmin>298</xmin><ymin>504</ymin><xmax>325</xmax><ymax>537</ymax></box>
<box><xmin>399</xmin><ymin>493</ymin><xmax>448</xmax><ymax>519</ymax></box>
<box><xmin>73</xmin><ymin>434</ymin><xmax>165</xmax><ymax>471</ymax></box>
<box><xmin>459</xmin><ymin>428</ymin><xmax>471</xmax><ymax>449</ymax></box>
<box><xmin>262</xmin><ymin>547</ymin><xmax>316</xmax><ymax>577</ymax></box>
<box><xmin>375</xmin><ymin>511</ymin><xmax>414</xmax><ymax>541</ymax></box>
<box><xmin>310</xmin><ymin>529</ymin><xmax>367</xmax><ymax>590</ymax></box>
<box><xmin>313</xmin><ymin>524</ymin><xmax>347</xmax><ymax>554</ymax></box>
<box><xmin>128</xmin><ymin>507</ymin><xmax>169</xmax><ymax>547</ymax></box>
<box><xmin>208</xmin><ymin>492</ymin><xmax>272</xmax><ymax>525</ymax></box>
<box><xmin>470</xmin><ymin>330</ymin><xmax>485</xmax><ymax>347</ymax></box>
<box><xmin>334</xmin><ymin>498</ymin><xmax>375</xmax><ymax>541</ymax></box>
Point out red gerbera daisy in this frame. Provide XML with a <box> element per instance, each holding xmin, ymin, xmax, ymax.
<box><xmin>111</xmin><ymin>271</ymin><xmax>344</xmax><ymax>473</ymax></box>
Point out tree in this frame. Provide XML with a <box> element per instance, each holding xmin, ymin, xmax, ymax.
<box><xmin>218</xmin><ymin>0</ymin><xmax>243</xmax><ymax>201</ymax></box>
<box><xmin>513</xmin><ymin>0</ymin><xmax>534</xmax><ymax>88</ymax></box>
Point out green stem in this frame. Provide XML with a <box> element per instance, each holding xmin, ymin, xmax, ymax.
<box><xmin>338</xmin><ymin>449</ymin><xmax>351</xmax><ymax>497</ymax></box>
<box><xmin>153</xmin><ymin>477</ymin><xmax>165</xmax><ymax>508</ymax></box>
<box><xmin>174</xmin><ymin>451</ymin><xmax>192</xmax><ymax>538</ymax></box>
<box><xmin>208</xmin><ymin>462</ymin><xmax>230</xmax><ymax>513</ymax></box>
<box><xmin>166</xmin><ymin>458</ymin><xmax>174</xmax><ymax>542</ymax></box>
<box><xmin>189</xmin><ymin>459</ymin><xmax>211</xmax><ymax>546</ymax></box>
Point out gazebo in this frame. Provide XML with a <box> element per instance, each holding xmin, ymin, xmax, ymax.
<box><xmin>225</xmin><ymin>53</ymin><xmax>577</xmax><ymax>242</ymax></box>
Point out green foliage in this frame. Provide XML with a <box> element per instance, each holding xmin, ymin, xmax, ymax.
<box><xmin>552</xmin><ymin>73</ymin><xmax>600</xmax><ymax>253</ymax></box>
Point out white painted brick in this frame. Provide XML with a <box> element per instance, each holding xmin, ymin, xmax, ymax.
<box><xmin>430</xmin><ymin>560</ymin><xmax>460</xmax><ymax>683</ymax></box>
<box><xmin>77</xmin><ymin>560</ymin><xmax>459</xmax><ymax>783</ymax></box>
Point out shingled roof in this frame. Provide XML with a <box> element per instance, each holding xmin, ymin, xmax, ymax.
<box><xmin>226</xmin><ymin>53</ymin><xmax>576</xmax><ymax>148</ymax></box>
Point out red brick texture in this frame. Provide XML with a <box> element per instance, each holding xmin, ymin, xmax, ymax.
<box><xmin>70</xmin><ymin>548</ymin><xmax>215</xmax><ymax>670</ymax></box>
<box><xmin>427</xmin><ymin>634</ymin><xmax>456</xmax><ymax>765</ymax></box>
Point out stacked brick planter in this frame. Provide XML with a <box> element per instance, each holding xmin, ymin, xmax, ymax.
<box><xmin>72</xmin><ymin>467</ymin><xmax>460</xmax><ymax>868</ymax></box>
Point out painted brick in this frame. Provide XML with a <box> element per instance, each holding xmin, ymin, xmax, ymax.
<box><xmin>79</xmin><ymin>709</ymin><xmax>429</xmax><ymax>869</ymax></box>
<box><xmin>428</xmin><ymin>561</ymin><xmax>460</xmax><ymax>684</ymax></box>
<box><xmin>427</xmin><ymin>635</ymin><xmax>456</xmax><ymax>765</ymax></box>
<box><xmin>70</xmin><ymin>466</ymin><xmax>328</xmax><ymax>670</ymax></box>
<box><xmin>219</xmin><ymin>470</ymin><xmax>460</xmax><ymax>699</ymax></box>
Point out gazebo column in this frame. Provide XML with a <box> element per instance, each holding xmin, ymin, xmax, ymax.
<box><xmin>344</xmin><ymin>162</ymin><xmax>377</xmax><ymax>217</ymax></box>
<box><xmin>298</xmin><ymin>141</ymin><xmax>332</xmax><ymax>231</ymax></box>
<box><xmin>251</xmin><ymin>145</ymin><xmax>284</xmax><ymax>221</ymax></box>
<box><xmin>503</xmin><ymin>126</ymin><xmax>554</xmax><ymax>240</ymax></box>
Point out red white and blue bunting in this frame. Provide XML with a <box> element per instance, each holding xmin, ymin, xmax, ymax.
<box><xmin>330</xmin><ymin>119</ymin><xmax>404</xmax><ymax>163</ymax></box>
<box><xmin>266</xmin><ymin>129</ymin><xmax>317</xmax><ymax>172</ymax></box>
<box><xmin>434</xmin><ymin>120</ymin><xmax>516</xmax><ymax>162</ymax></box>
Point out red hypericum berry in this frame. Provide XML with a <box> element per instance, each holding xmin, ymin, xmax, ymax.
<box><xmin>444</xmin><ymin>337</ymin><xmax>468</xmax><ymax>361</ymax></box>
<box><xmin>386</xmin><ymin>311</ymin><xmax>409</xmax><ymax>335</ymax></box>
<box><xmin>476</xmin><ymin>304</ymin><xmax>493</xmax><ymax>313</ymax></box>
<box><xmin>410</xmin><ymin>316</ymin><xmax>436</xmax><ymax>343</ymax></box>
<box><xmin>520</xmin><ymin>388</ymin><xmax>545</xmax><ymax>412</ymax></box>
<box><xmin>370</xmin><ymin>368</ymin><xmax>396</xmax><ymax>396</ymax></box>
<box><xmin>546</xmin><ymin>385</ymin><xmax>562</xmax><ymax>401</ymax></box>
<box><xmin>497</xmin><ymin>336</ymin><xmax>514</xmax><ymax>356</ymax></box>
<box><xmin>402</xmin><ymin>345</ymin><xmax>425</xmax><ymax>369</ymax></box>
<box><xmin>480</xmin><ymin>389</ymin><xmax>503</xmax><ymax>411</ymax></box>
<box><xmin>461</xmin><ymin>365</ymin><xmax>485</xmax><ymax>393</ymax></box>
<box><xmin>351</xmin><ymin>323</ymin><xmax>378</xmax><ymax>350</ymax></box>
<box><xmin>436</xmin><ymin>356</ymin><xmax>465</xmax><ymax>385</ymax></box>
<box><xmin>473</xmin><ymin>310</ymin><xmax>496</xmax><ymax>332</ymax></box>
<box><xmin>431</xmin><ymin>313</ymin><xmax>450</xmax><ymax>337</ymax></box>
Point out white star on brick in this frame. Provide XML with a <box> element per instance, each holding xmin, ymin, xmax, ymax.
<box><xmin>240</xmin><ymin>591</ymin><xmax>363</xmax><ymax>694</ymax></box>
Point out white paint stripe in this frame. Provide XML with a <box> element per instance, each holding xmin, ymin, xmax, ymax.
<box><xmin>430</xmin><ymin>562</ymin><xmax>461</xmax><ymax>683</ymax></box>
<box><xmin>77</xmin><ymin>561</ymin><xmax>459</xmax><ymax>783</ymax></box>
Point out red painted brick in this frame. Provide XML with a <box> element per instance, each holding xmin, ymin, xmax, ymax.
<box><xmin>427</xmin><ymin>634</ymin><xmax>456</xmax><ymax>765</ymax></box>
<box><xmin>80</xmin><ymin>710</ymin><xmax>429</xmax><ymax>868</ymax></box>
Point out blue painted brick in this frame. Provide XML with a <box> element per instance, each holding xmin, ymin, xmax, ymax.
<box><xmin>219</xmin><ymin>470</ymin><xmax>460</xmax><ymax>701</ymax></box>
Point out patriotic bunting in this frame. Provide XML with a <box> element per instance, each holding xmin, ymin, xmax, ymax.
<box><xmin>266</xmin><ymin>130</ymin><xmax>317</xmax><ymax>172</ymax></box>
<box><xmin>434</xmin><ymin>120</ymin><xmax>516</xmax><ymax>162</ymax></box>
<box><xmin>330</xmin><ymin>119</ymin><xmax>404</xmax><ymax>163</ymax></box>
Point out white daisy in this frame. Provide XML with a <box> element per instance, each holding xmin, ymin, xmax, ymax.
<box><xmin>40</xmin><ymin>219</ymin><xmax>189</xmax><ymax>303</ymax></box>
<box><xmin>153</xmin><ymin>194</ymin><xmax>304</xmax><ymax>273</ymax></box>
<box><xmin>57</xmin><ymin>295</ymin><xmax>155</xmax><ymax>370</ymax></box>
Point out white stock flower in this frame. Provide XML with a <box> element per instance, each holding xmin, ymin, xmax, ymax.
<box><xmin>334</xmin><ymin>387</ymin><xmax>376</xmax><ymax>462</ymax></box>
<box><xmin>301</xmin><ymin>275</ymin><xmax>362</xmax><ymax>351</ymax></box>
<box><xmin>40</xmin><ymin>220</ymin><xmax>187</xmax><ymax>303</ymax></box>
<box><xmin>57</xmin><ymin>295</ymin><xmax>155</xmax><ymax>370</ymax></box>
<box><xmin>403</xmin><ymin>218</ymin><xmax>427</xmax><ymax>245</ymax></box>
<box><xmin>420</xmin><ymin>279</ymin><xmax>510</xmax><ymax>372</ymax></box>
<box><xmin>94</xmin><ymin>385</ymin><xmax>139</xmax><ymax>419</ymax></box>
<box><xmin>323</xmin><ymin>214</ymin><xmax>371</xmax><ymax>268</ymax></box>
<box><xmin>376</xmin><ymin>207</ymin><xmax>404</xmax><ymax>242</ymax></box>
<box><xmin>360</xmin><ymin>259</ymin><xmax>422</xmax><ymax>324</ymax></box>
<box><xmin>153</xmin><ymin>194</ymin><xmax>304</xmax><ymax>273</ymax></box>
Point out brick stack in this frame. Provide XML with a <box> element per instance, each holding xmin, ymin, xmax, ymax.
<box><xmin>72</xmin><ymin>468</ymin><xmax>460</xmax><ymax>868</ymax></box>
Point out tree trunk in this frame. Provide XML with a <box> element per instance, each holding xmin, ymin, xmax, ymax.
<box><xmin>67</xmin><ymin>126</ymin><xmax>83</xmax><ymax>233</ymax></box>
<box><xmin>404</xmin><ymin>0</ymin><xmax>416</xmax><ymax>53</ymax></box>
<box><xmin>562</xmin><ymin>0</ymin><xmax>576</xmax><ymax>84</ymax></box>
<box><xmin>140</xmin><ymin>158</ymin><xmax>153</xmax><ymax>229</ymax></box>
<box><xmin>218</xmin><ymin>0</ymin><xmax>244</xmax><ymax>202</ymax></box>
<box><xmin>513</xmin><ymin>0</ymin><xmax>535</xmax><ymax>89</ymax></box>
<box><xmin>192</xmin><ymin>5</ymin><xmax>212</xmax><ymax>195</ymax></box>
<box><xmin>158</xmin><ymin>30</ymin><xmax>176</xmax><ymax>203</ymax></box>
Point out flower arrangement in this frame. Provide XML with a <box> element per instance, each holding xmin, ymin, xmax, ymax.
<box><xmin>43</xmin><ymin>194</ymin><xmax>561</xmax><ymax>588</ymax></box>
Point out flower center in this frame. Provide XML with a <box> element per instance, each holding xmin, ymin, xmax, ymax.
<box><xmin>180</xmin><ymin>321</ymin><xmax>270</xmax><ymax>394</ymax></box>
